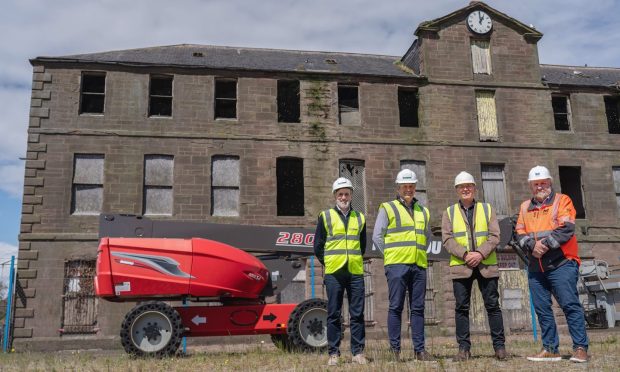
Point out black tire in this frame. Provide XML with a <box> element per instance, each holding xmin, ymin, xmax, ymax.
<box><xmin>270</xmin><ymin>333</ymin><xmax>294</xmax><ymax>352</ymax></box>
<box><xmin>120</xmin><ymin>301</ymin><xmax>184</xmax><ymax>357</ymax></box>
<box><xmin>286</xmin><ymin>298</ymin><xmax>328</xmax><ymax>353</ymax></box>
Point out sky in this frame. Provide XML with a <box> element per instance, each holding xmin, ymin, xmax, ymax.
<box><xmin>0</xmin><ymin>0</ymin><xmax>619</xmax><ymax>284</ymax></box>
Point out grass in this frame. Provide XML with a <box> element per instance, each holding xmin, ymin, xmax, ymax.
<box><xmin>0</xmin><ymin>332</ymin><xmax>618</xmax><ymax>371</ymax></box>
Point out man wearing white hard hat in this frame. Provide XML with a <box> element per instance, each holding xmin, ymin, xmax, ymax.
<box><xmin>516</xmin><ymin>166</ymin><xmax>589</xmax><ymax>363</ymax></box>
<box><xmin>313</xmin><ymin>177</ymin><xmax>367</xmax><ymax>366</ymax></box>
<box><xmin>372</xmin><ymin>169</ymin><xmax>433</xmax><ymax>361</ymax></box>
<box><xmin>442</xmin><ymin>171</ymin><xmax>506</xmax><ymax>361</ymax></box>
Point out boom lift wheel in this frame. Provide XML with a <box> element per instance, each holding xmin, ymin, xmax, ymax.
<box><xmin>120</xmin><ymin>301</ymin><xmax>184</xmax><ymax>356</ymax></box>
<box><xmin>286</xmin><ymin>298</ymin><xmax>328</xmax><ymax>352</ymax></box>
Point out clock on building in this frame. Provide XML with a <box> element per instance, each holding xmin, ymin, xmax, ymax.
<box><xmin>467</xmin><ymin>10</ymin><xmax>493</xmax><ymax>34</ymax></box>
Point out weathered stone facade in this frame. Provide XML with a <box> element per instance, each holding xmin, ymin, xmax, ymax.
<box><xmin>16</xmin><ymin>2</ymin><xmax>620</xmax><ymax>350</ymax></box>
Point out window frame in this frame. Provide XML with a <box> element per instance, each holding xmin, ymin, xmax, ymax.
<box><xmin>604</xmin><ymin>95</ymin><xmax>620</xmax><ymax>134</ymax></box>
<box><xmin>71</xmin><ymin>154</ymin><xmax>104</xmax><ymax>216</ymax></box>
<box><xmin>276</xmin><ymin>157</ymin><xmax>305</xmax><ymax>216</ymax></box>
<box><xmin>148</xmin><ymin>74</ymin><xmax>174</xmax><ymax>117</ymax></box>
<box><xmin>143</xmin><ymin>154</ymin><xmax>174</xmax><ymax>216</ymax></box>
<box><xmin>475</xmin><ymin>89</ymin><xmax>499</xmax><ymax>141</ymax></box>
<box><xmin>470</xmin><ymin>39</ymin><xmax>492</xmax><ymax>75</ymax></box>
<box><xmin>480</xmin><ymin>163</ymin><xmax>510</xmax><ymax>217</ymax></box>
<box><xmin>337</xmin><ymin>84</ymin><xmax>360</xmax><ymax>125</ymax></box>
<box><xmin>277</xmin><ymin>80</ymin><xmax>301</xmax><ymax>123</ymax></box>
<box><xmin>211</xmin><ymin>155</ymin><xmax>240</xmax><ymax>216</ymax></box>
<box><xmin>398</xmin><ymin>87</ymin><xmax>420</xmax><ymax>128</ymax></box>
<box><xmin>79</xmin><ymin>71</ymin><xmax>106</xmax><ymax>115</ymax></box>
<box><xmin>214</xmin><ymin>78</ymin><xmax>238</xmax><ymax>120</ymax></box>
<box><xmin>551</xmin><ymin>94</ymin><xmax>572</xmax><ymax>131</ymax></box>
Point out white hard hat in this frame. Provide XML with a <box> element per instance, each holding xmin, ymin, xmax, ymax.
<box><xmin>528</xmin><ymin>165</ymin><xmax>552</xmax><ymax>182</ymax></box>
<box><xmin>395</xmin><ymin>169</ymin><xmax>418</xmax><ymax>184</ymax></box>
<box><xmin>332</xmin><ymin>177</ymin><xmax>353</xmax><ymax>193</ymax></box>
<box><xmin>454</xmin><ymin>171</ymin><xmax>476</xmax><ymax>187</ymax></box>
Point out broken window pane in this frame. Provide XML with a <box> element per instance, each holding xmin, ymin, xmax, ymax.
<box><xmin>62</xmin><ymin>260</ymin><xmax>98</xmax><ymax>334</ymax></box>
<box><xmin>398</xmin><ymin>88</ymin><xmax>419</xmax><ymax>127</ymax></box>
<box><xmin>559</xmin><ymin>166</ymin><xmax>586</xmax><ymax>219</ymax></box>
<box><xmin>481</xmin><ymin>164</ymin><xmax>509</xmax><ymax>217</ymax></box>
<box><xmin>277</xmin><ymin>157</ymin><xmax>304</xmax><ymax>216</ymax></box>
<box><xmin>552</xmin><ymin>95</ymin><xmax>571</xmax><ymax>131</ymax></box>
<box><xmin>338</xmin><ymin>85</ymin><xmax>359</xmax><ymax>124</ymax></box>
<box><xmin>215</xmin><ymin>80</ymin><xmax>237</xmax><ymax>119</ymax></box>
<box><xmin>212</xmin><ymin>156</ymin><xmax>240</xmax><ymax>216</ymax></box>
<box><xmin>401</xmin><ymin>160</ymin><xmax>427</xmax><ymax>206</ymax></box>
<box><xmin>149</xmin><ymin>75</ymin><xmax>173</xmax><ymax>117</ymax></box>
<box><xmin>79</xmin><ymin>72</ymin><xmax>105</xmax><ymax>114</ymax></box>
<box><xmin>143</xmin><ymin>155</ymin><xmax>173</xmax><ymax>215</ymax></box>
<box><xmin>144</xmin><ymin>187</ymin><xmax>173</xmax><ymax>215</ymax></box>
<box><xmin>339</xmin><ymin>160</ymin><xmax>366</xmax><ymax>213</ymax></box>
<box><xmin>604</xmin><ymin>96</ymin><xmax>620</xmax><ymax>134</ymax></box>
<box><xmin>71</xmin><ymin>154</ymin><xmax>104</xmax><ymax>215</ymax></box>
<box><xmin>278</xmin><ymin>80</ymin><xmax>300</xmax><ymax>123</ymax></box>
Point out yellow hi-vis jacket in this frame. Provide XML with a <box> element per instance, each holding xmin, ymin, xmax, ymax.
<box><xmin>320</xmin><ymin>208</ymin><xmax>366</xmax><ymax>275</ymax></box>
<box><xmin>446</xmin><ymin>202</ymin><xmax>497</xmax><ymax>266</ymax></box>
<box><xmin>380</xmin><ymin>200</ymin><xmax>429</xmax><ymax>268</ymax></box>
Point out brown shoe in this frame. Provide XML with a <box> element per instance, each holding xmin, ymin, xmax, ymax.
<box><xmin>495</xmin><ymin>348</ymin><xmax>508</xmax><ymax>360</ymax></box>
<box><xmin>569</xmin><ymin>347</ymin><xmax>588</xmax><ymax>363</ymax></box>
<box><xmin>414</xmin><ymin>350</ymin><xmax>436</xmax><ymax>361</ymax></box>
<box><xmin>526</xmin><ymin>349</ymin><xmax>561</xmax><ymax>362</ymax></box>
<box><xmin>453</xmin><ymin>349</ymin><xmax>471</xmax><ymax>361</ymax></box>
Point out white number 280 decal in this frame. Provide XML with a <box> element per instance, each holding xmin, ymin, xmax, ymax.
<box><xmin>276</xmin><ymin>232</ymin><xmax>315</xmax><ymax>246</ymax></box>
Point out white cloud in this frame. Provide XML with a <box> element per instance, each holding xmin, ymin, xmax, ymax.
<box><xmin>0</xmin><ymin>165</ymin><xmax>24</xmax><ymax>198</ymax></box>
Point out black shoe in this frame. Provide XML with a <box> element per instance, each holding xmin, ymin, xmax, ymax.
<box><xmin>453</xmin><ymin>349</ymin><xmax>471</xmax><ymax>361</ymax></box>
<box><xmin>495</xmin><ymin>348</ymin><xmax>508</xmax><ymax>360</ymax></box>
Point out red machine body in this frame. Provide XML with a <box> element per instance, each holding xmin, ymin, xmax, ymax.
<box><xmin>96</xmin><ymin>237</ymin><xmax>270</xmax><ymax>301</ymax></box>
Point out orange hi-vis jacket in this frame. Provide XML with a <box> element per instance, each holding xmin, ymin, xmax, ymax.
<box><xmin>515</xmin><ymin>192</ymin><xmax>580</xmax><ymax>272</ymax></box>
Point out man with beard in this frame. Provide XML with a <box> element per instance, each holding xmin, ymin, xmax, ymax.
<box><xmin>372</xmin><ymin>169</ymin><xmax>434</xmax><ymax>361</ymax></box>
<box><xmin>314</xmin><ymin>177</ymin><xmax>367</xmax><ymax>366</ymax></box>
<box><xmin>442</xmin><ymin>171</ymin><xmax>507</xmax><ymax>361</ymax></box>
<box><xmin>516</xmin><ymin>166</ymin><xmax>589</xmax><ymax>363</ymax></box>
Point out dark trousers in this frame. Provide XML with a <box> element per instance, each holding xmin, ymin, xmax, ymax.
<box><xmin>453</xmin><ymin>268</ymin><xmax>505</xmax><ymax>351</ymax></box>
<box><xmin>385</xmin><ymin>264</ymin><xmax>426</xmax><ymax>353</ymax></box>
<box><xmin>324</xmin><ymin>267</ymin><xmax>365</xmax><ymax>356</ymax></box>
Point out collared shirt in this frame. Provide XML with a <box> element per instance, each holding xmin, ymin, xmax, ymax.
<box><xmin>313</xmin><ymin>206</ymin><xmax>367</xmax><ymax>265</ymax></box>
<box><xmin>459</xmin><ymin>199</ymin><xmax>476</xmax><ymax>252</ymax></box>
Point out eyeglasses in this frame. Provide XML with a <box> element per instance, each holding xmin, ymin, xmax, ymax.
<box><xmin>456</xmin><ymin>184</ymin><xmax>475</xmax><ymax>190</ymax></box>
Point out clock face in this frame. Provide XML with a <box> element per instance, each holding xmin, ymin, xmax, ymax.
<box><xmin>467</xmin><ymin>10</ymin><xmax>493</xmax><ymax>34</ymax></box>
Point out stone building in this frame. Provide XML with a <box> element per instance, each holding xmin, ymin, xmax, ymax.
<box><xmin>16</xmin><ymin>2</ymin><xmax>620</xmax><ymax>350</ymax></box>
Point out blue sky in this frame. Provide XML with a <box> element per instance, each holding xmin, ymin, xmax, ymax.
<box><xmin>1</xmin><ymin>0</ymin><xmax>619</xmax><ymax>281</ymax></box>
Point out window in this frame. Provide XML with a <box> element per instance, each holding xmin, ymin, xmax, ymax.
<box><xmin>424</xmin><ymin>262</ymin><xmax>438</xmax><ymax>324</ymax></box>
<box><xmin>604</xmin><ymin>96</ymin><xmax>620</xmax><ymax>134</ymax></box>
<box><xmin>277</xmin><ymin>80</ymin><xmax>300</xmax><ymax>123</ymax></box>
<box><xmin>211</xmin><ymin>155</ymin><xmax>240</xmax><ymax>216</ymax></box>
<box><xmin>79</xmin><ymin>72</ymin><xmax>105</xmax><ymax>114</ymax></box>
<box><xmin>400</xmin><ymin>160</ymin><xmax>427</xmax><ymax>206</ymax></box>
<box><xmin>339</xmin><ymin>160</ymin><xmax>366</xmax><ymax>213</ymax></box>
<box><xmin>552</xmin><ymin>95</ymin><xmax>572</xmax><ymax>131</ymax></box>
<box><xmin>338</xmin><ymin>85</ymin><xmax>359</xmax><ymax>124</ymax></box>
<box><xmin>613</xmin><ymin>167</ymin><xmax>620</xmax><ymax>217</ymax></box>
<box><xmin>61</xmin><ymin>260</ymin><xmax>97</xmax><ymax>334</ymax></box>
<box><xmin>215</xmin><ymin>79</ymin><xmax>237</xmax><ymax>119</ymax></box>
<box><xmin>481</xmin><ymin>164</ymin><xmax>509</xmax><ymax>217</ymax></box>
<box><xmin>476</xmin><ymin>90</ymin><xmax>498</xmax><ymax>141</ymax></box>
<box><xmin>149</xmin><ymin>75</ymin><xmax>173</xmax><ymax>117</ymax></box>
<box><xmin>558</xmin><ymin>166</ymin><xmax>586</xmax><ymax>219</ymax></box>
<box><xmin>143</xmin><ymin>155</ymin><xmax>174</xmax><ymax>215</ymax></box>
<box><xmin>71</xmin><ymin>154</ymin><xmax>104</xmax><ymax>215</ymax></box>
<box><xmin>398</xmin><ymin>88</ymin><xmax>419</xmax><ymax>127</ymax></box>
<box><xmin>471</xmin><ymin>40</ymin><xmax>491</xmax><ymax>74</ymax></box>
<box><xmin>276</xmin><ymin>157</ymin><xmax>304</xmax><ymax>216</ymax></box>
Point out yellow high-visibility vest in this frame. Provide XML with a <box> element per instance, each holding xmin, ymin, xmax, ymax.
<box><xmin>447</xmin><ymin>202</ymin><xmax>497</xmax><ymax>266</ymax></box>
<box><xmin>380</xmin><ymin>200</ymin><xmax>429</xmax><ymax>268</ymax></box>
<box><xmin>320</xmin><ymin>208</ymin><xmax>365</xmax><ymax>274</ymax></box>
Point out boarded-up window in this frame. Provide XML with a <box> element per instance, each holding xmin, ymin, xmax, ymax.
<box><xmin>398</xmin><ymin>88</ymin><xmax>419</xmax><ymax>127</ymax></box>
<box><xmin>401</xmin><ymin>160</ymin><xmax>428</xmax><ymax>207</ymax></box>
<box><xmin>71</xmin><ymin>154</ymin><xmax>104</xmax><ymax>215</ymax></box>
<box><xmin>363</xmin><ymin>260</ymin><xmax>374</xmax><ymax>325</ymax></box>
<box><xmin>476</xmin><ymin>90</ymin><xmax>498</xmax><ymax>141</ymax></box>
<box><xmin>613</xmin><ymin>167</ymin><xmax>620</xmax><ymax>217</ymax></box>
<box><xmin>61</xmin><ymin>260</ymin><xmax>97</xmax><ymax>334</ymax></box>
<box><xmin>143</xmin><ymin>155</ymin><xmax>174</xmax><ymax>215</ymax></box>
<box><xmin>277</xmin><ymin>157</ymin><xmax>304</xmax><ymax>216</ymax></box>
<box><xmin>559</xmin><ymin>166</ymin><xmax>586</xmax><ymax>219</ymax></box>
<box><xmin>339</xmin><ymin>160</ymin><xmax>366</xmax><ymax>213</ymax></box>
<box><xmin>552</xmin><ymin>95</ymin><xmax>571</xmax><ymax>131</ymax></box>
<box><xmin>278</xmin><ymin>80</ymin><xmax>300</xmax><ymax>123</ymax></box>
<box><xmin>338</xmin><ymin>85</ymin><xmax>359</xmax><ymax>125</ymax></box>
<box><xmin>212</xmin><ymin>155</ymin><xmax>240</xmax><ymax>216</ymax></box>
<box><xmin>424</xmin><ymin>262</ymin><xmax>438</xmax><ymax>324</ymax></box>
<box><xmin>215</xmin><ymin>79</ymin><xmax>237</xmax><ymax>119</ymax></box>
<box><xmin>149</xmin><ymin>75</ymin><xmax>173</xmax><ymax>117</ymax></box>
<box><xmin>481</xmin><ymin>164</ymin><xmax>509</xmax><ymax>217</ymax></box>
<box><xmin>79</xmin><ymin>72</ymin><xmax>105</xmax><ymax>114</ymax></box>
<box><xmin>471</xmin><ymin>40</ymin><xmax>492</xmax><ymax>74</ymax></box>
<box><xmin>604</xmin><ymin>96</ymin><xmax>620</xmax><ymax>134</ymax></box>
